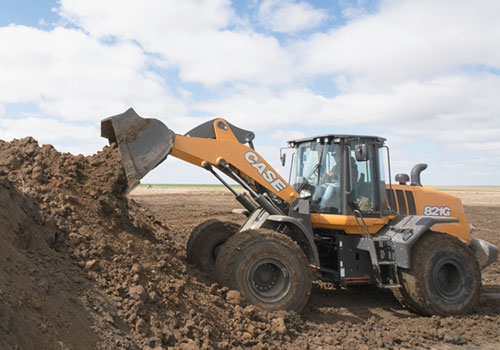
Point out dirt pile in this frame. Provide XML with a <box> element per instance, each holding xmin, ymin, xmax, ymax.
<box><xmin>0</xmin><ymin>177</ymin><xmax>103</xmax><ymax>350</ymax></box>
<box><xmin>0</xmin><ymin>137</ymin><xmax>298</xmax><ymax>350</ymax></box>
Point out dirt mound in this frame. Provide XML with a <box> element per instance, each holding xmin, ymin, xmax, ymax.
<box><xmin>0</xmin><ymin>137</ymin><xmax>295</xmax><ymax>350</ymax></box>
<box><xmin>0</xmin><ymin>177</ymin><xmax>115</xmax><ymax>350</ymax></box>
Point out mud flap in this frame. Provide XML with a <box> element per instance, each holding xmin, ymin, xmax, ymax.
<box><xmin>470</xmin><ymin>238</ymin><xmax>498</xmax><ymax>270</ymax></box>
<box><xmin>101</xmin><ymin>108</ymin><xmax>175</xmax><ymax>191</ymax></box>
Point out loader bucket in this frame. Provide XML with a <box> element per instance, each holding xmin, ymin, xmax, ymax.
<box><xmin>101</xmin><ymin>108</ymin><xmax>175</xmax><ymax>192</ymax></box>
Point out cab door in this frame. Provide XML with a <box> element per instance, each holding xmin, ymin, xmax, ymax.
<box><xmin>347</xmin><ymin>141</ymin><xmax>382</xmax><ymax>217</ymax></box>
<box><xmin>310</xmin><ymin>139</ymin><xmax>390</xmax><ymax>231</ymax></box>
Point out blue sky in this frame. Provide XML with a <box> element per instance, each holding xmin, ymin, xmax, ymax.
<box><xmin>0</xmin><ymin>0</ymin><xmax>499</xmax><ymax>185</ymax></box>
<box><xmin>0</xmin><ymin>1</ymin><xmax>58</xmax><ymax>27</ymax></box>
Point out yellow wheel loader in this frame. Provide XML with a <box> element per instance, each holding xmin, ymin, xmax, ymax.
<box><xmin>101</xmin><ymin>108</ymin><xmax>498</xmax><ymax>316</ymax></box>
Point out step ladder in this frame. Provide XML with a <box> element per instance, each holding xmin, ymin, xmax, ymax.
<box><xmin>353</xmin><ymin>210</ymin><xmax>400</xmax><ymax>289</ymax></box>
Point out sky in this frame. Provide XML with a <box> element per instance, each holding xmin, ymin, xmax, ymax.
<box><xmin>0</xmin><ymin>0</ymin><xmax>499</xmax><ymax>186</ymax></box>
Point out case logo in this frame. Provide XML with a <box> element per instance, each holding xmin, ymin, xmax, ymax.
<box><xmin>244</xmin><ymin>151</ymin><xmax>287</xmax><ymax>192</ymax></box>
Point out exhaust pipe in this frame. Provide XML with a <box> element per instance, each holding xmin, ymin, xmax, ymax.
<box><xmin>410</xmin><ymin>163</ymin><xmax>427</xmax><ymax>187</ymax></box>
<box><xmin>101</xmin><ymin>108</ymin><xmax>176</xmax><ymax>192</ymax></box>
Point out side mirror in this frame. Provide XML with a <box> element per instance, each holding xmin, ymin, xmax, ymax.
<box><xmin>355</xmin><ymin>144</ymin><xmax>369</xmax><ymax>161</ymax></box>
<box><xmin>280</xmin><ymin>148</ymin><xmax>287</xmax><ymax>166</ymax></box>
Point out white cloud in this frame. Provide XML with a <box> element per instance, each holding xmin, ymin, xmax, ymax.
<box><xmin>341</xmin><ymin>6</ymin><xmax>369</xmax><ymax>20</ymax></box>
<box><xmin>58</xmin><ymin>0</ymin><xmax>294</xmax><ymax>86</ymax></box>
<box><xmin>296</xmin><ymin>0</ymin><xmax>500</xmax><ymax>87</ymax></box>
<box><xmin>258</xmin><ymin>0</ymin><xmax>328</xmax><ymax>33</ymax></box>
<box><xmin>195</xmin><ymin>87</ymin><xmax>327</xmax><ymax>130</ymax></box>
<box><xmin>0</xmin><ymin>25</ymin><xmax>186</xmax><ymax>122</ymax></box>
<box><xmin>271</xmin><ymin>129</ymin><xmax>307</xmax><ymax>142</ymax></box>
<box><xmin>173</xmin><ymin>30</ymin><xmax>294</xmax><ymax>86</ymax></box>
<box><xmin>59</xmin><ymin>0</ymin><xmax>234</xmax><ymax>38</ymax></box>
<box><xmin>320</xmin><ymin>73</ymin><xmax>500</xmax><ymax>125</ymax></box>
<box><xmin>0</xmin><ymin>116</ymin><xmax>99</xmax><ymax>143</ymax></box>
<box><xmin>198</xmin><ymin>72</ymin><xmax>500</xmax><ymax>125</ymax></box>
<box><xmin>0</xmin><ymin>0</ymin><xmax>499</xmax><ymax>184</ymax></box>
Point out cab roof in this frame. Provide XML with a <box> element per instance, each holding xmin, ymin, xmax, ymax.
<box><xmin>288</xmin><ymin>134</ymin><xmax>386</xmax><ymax>145</ymax></box>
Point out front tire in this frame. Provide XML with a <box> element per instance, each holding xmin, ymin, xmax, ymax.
<box><xmin>186</xmin><ymin>219</ymin><xmax>239</xmax><ymax>278</ymax></box>
<box><xmin>215</xmin><ymin>229</ymin><xmax>312</xmax><ymax>312</ymax></box>
<box><xmin>394</xmin><ymin>232</ymin><xmax>481</xmax><ymax>316</ymax></box>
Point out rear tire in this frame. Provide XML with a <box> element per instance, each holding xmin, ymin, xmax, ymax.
<box><xmin>394</xmin><ymin>232</ymin><xmax>481</xmax><ymax>316</ymax></box>
<box><xmin>215</xmin><ymin>229</ymin><xmax>312</xmax><ymax>312</ymax></box>
<box><xmin>186</xmin><ymin>219</ymin><xmax>239</xmax><ymax>278</ymax></box>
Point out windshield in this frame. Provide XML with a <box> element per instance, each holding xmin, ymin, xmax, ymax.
<box><xmin>291</xmin><ymin>141</ymin><xmax>343</xmax><ymax>214</ymax></box>
<box><xmin>290</xmin><ymin>141</ymin><xmax>321</xmax><ymax>191</ymax></box>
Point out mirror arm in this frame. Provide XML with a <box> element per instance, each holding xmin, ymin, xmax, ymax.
<box><xmin>279</xmin><ymin>147</ymin><xmax>289</xmax><ymax>167</ymax></box>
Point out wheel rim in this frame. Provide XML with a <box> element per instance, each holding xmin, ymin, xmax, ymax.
<box><xmin>431</xmin><ymin>257</ymin><xmax>465</xmax><ymax>301</ymax></box>
<box><xmin>248</xmin><ymin>258</ymin><xmax>291</xmax><ymax>303</ymax></box>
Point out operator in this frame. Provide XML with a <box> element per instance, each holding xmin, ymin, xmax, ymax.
<box><xmin>316</xmin><ymin>150</ymin><xmax>343</xmax><ymax>213</ymax></box>
<box><xmin>325</xmin><ymin>151</ymin><xmax>342</xmax><ymax>183</ymax></box>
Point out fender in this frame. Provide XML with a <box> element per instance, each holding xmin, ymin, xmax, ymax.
<box><xmin>239</xmin><ymin>207</ymin><xmax>321</xmax><ymax>268</ymax></box>
<box><xmin>265</xmin><ymin>215</ymin><xmax>321</xmax><ymax>269</ymax></box>
<box><xmin>358</xmin><ymin>215</ymin><xmax>459</xmax><ymax>269</ymax></box>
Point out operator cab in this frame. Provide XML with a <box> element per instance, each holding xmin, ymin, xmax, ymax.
<box><xmin>289</xmin><ymin>135</ymin><xmax>388</xmax><ymax>218</ymax></box>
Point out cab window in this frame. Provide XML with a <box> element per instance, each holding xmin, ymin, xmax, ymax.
<box><xmin>290</xmin><ymin>141</ymin><xmax>321</xmax><ymax>191</ymax></box>
<box><xmin>349</xmin><ymin>142</ymin><xmax>379</xmax><ymax>214</ymax></box>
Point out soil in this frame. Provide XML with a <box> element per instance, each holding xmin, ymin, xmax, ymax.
<box><xmin>0</xmin><ymin>136</ymin><xmax>498</xmax><ymax>349</ymax></box>
<box><xmin>130</xmin><ymin>186</ymin><xmax>500</xmax><ymax>350</ymax></box>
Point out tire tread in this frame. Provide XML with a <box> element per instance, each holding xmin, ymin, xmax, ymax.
<box><xmin>394</xmin><ymin>231</ymin><xmax>480</xmax><ymax>316</ymax></box>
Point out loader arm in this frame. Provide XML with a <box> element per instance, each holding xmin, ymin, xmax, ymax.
<box><xmin>171</xmin><ymin>123</ymin><xmax>299</xmax><ymax>204</ymax></box>
<box><xmin>101</xmin><ymin>108</ymin><xmax>299</xmax><ymax>204</ymax></box>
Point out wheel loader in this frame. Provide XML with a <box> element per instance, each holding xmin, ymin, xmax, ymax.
<box><xmin>101</xmin><ymin>108</ymin><xmax>498</xmax><ymax>316</ymax></box>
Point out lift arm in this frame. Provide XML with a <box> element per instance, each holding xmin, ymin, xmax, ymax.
<box><xmin>101</xmin><ymin>108</ymin><xmax>299</xmax><ymax>204</ymax></box>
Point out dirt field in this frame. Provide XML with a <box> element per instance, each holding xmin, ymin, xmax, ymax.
<box><xmin>130</xmin><ymin>186</ymin><xmax>500</xmax><ymax>350</ymax></box>
<box><xmin>0</xmin><ymin>136</ymin><xmax>498</xmax><ymax>349</ymax></box>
